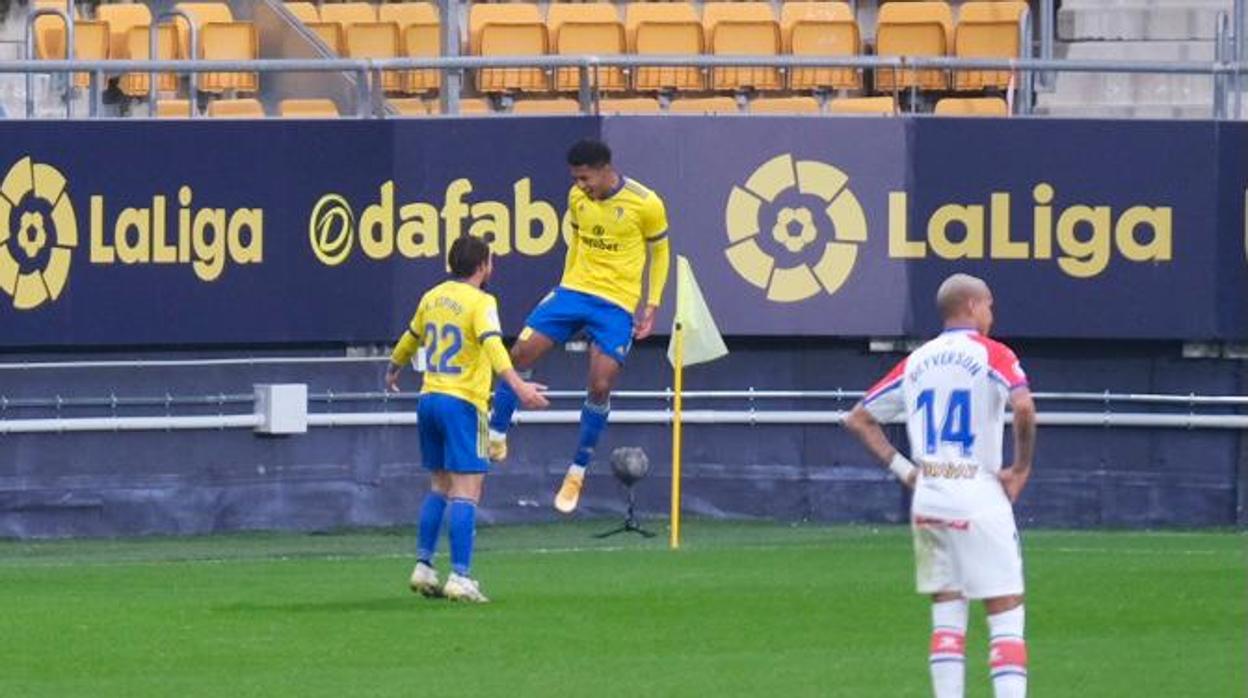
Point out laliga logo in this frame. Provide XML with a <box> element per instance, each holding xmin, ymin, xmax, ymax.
<box><xmin>725</xmin><ymin>154</ymin><xmax>866</xmax><ymax>302</ymax></box>
<box><xmin>0</xmin><ymin>157</ymin><xmax>77</xmax><ymax>310</ymax></box>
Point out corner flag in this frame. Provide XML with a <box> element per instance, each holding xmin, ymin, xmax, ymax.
<box><xmin>666</xmin><ymin>256</ymin><xmax>728</xmax><ymax>369</ymax></box>
<box><xmin>666</xmin><ymin>256</ymin><xmax>727</xmax><ymax>550</ymax></box>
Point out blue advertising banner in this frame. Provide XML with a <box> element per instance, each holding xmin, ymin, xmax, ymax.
<box><xmin>0</xmin><ymin>117</ymin><xmax>1243</xmax><ymax>346</ymax></box>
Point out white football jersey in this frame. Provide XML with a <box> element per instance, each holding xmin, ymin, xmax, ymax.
<box><xmin>862</xmin><ymin>328</ymin><xmax>1029</xmax><ymax>519</ymax></box>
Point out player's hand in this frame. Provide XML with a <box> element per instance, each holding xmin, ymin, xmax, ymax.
<box><xmin>902</xmin><ymin>469</ymin><xmax>918</xmax><ymax>490</ymax></box>
<box><xmin>516</xmin><ymin>381</ymin><xmax>550</xmax><ymax>410</ymax></box>
<box><xmin>384</xmin><ymin>365</ymin><xmax>402</xmax><ymax>393</ymax></box>
<box><xmin>999</xmin><ymin>465</ymin><xmax>1030</xmax><ymax>503</ymax></box>
<box><xmin>634</xmin><ymin>305</ymin><xmax>658</xmax><ymax>340</ymax></box>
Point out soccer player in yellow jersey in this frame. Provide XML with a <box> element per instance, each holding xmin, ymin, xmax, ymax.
<box><xmin>488</xmin><ymin>139</ymin><xmax>671</xmax><ymax>514</ymax></box>
<box><xmin>386</xmin><ymin>236</ymin><xmax>548</xmax><ymax>603</ymax></box>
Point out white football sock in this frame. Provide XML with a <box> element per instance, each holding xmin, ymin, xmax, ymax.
<box><xmin>988</xmin><ymin>605</ymin><xmax>1027</xmax><ymax>698</ymax></box>
<box><xmin>930</xmin><ymin>598</ymin><xmax>969</xmax><ymax>698</ymax></box>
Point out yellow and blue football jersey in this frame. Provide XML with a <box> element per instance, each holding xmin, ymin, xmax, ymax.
<box><xmin>391</xmin><ymin>280</ymin><xmax>508</xmax><ymax>413</ymax></box>
<box><xmin>560</xmin><ymin>177</ymin><xmax>669</xmax><ymax>313</ymax></box>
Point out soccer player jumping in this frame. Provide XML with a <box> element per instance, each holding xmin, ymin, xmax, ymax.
<box><xmin>488</xmin><ymin>138</ymin><xmax>671</xmax><ymax>514</ymax></box>
<box><xmin>845</xmin><ymin>273</ymin><xmax>1038</xmax><ymax>698</ymax></box>
<box><xmin>387</xmin><ymin>236</ymin><xmax>549</xmax><ymax>603</ymax></box>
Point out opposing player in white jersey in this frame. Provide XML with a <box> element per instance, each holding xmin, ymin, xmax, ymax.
<box><xmin>845</xmin><ymin>273</ymin><xmax>1037</xmax><ymax>698</ymax></box>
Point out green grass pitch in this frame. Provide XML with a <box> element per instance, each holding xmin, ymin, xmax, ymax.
<box><xmin>1</xmin><ymin>521</ymin><xmax>1242</xmax><ymax>697</ymax></box>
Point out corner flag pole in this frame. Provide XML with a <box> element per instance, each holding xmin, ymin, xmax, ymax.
<box><xmin>670</xmin><ymin>321</ymin><xmax>684</xmax><ymax>550</ymax></box>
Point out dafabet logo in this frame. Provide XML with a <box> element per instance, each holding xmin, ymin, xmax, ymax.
<box><xmin>0</xmin><ymin>155</ymin><xmax>264</xmax><ymax>311</ymax></box>
<box><xmin>724</xmin><ymin>154</ymin><xmax>1176</xmax><ymax>303</ymax></box>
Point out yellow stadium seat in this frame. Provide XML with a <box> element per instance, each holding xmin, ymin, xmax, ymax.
<box><xmin>954</xmin><ymin>1</ymin><xmax>1027</xmax><ymax>91</ymax></box>
<box><xmin>598</xmin><ymin>97</ymin><xmax>661</xmax><ymax>114</ymax></box>
<box><xmin>626</xmin><ymin>2</ymin><xmax>704</xmax><ymax>92</ymax></box>
<box><xmin>97</xmin><ymin>3</ymin><xmax>153</xmax><ymax>59</ymax></box>
<box><xmin>421</xmin><ymin>97</ymin><xmax>494</xmax><ymax>115</ymax></box>
<box><xmin>318</xmin><ymin>2</ymin><xmax>377</xmax><ymax>27</ymax></box>
<box><xmin>32</xmin><ymin>0</ymin><xmax>78</xmax><ymax>63</ymax></box>
<box><xmin>378</xmin><ymin>2</ymin><xmax>437</xmax><ymax>31</ymax></box>
<box><xmin>548</xmin><ymin>3</ymin><xmax>627</xmax><ymax>93</ymax></box>
<box><xmin>703</xmin><ymin>2</ymin><xmax>781</xmax><ymax>91</ymax></box>
<box><xmin>174</xmin><ymin>2</ymin><xmax>234</xmax><ymax>61</ymax></box>
<box><xmin>207</xmin><ymin>97</ymin><xmax>265</xmax><ymax>118</ymax></box>
<box><xmin>346</xmin><ymin>22</ymin><xmax>403</xmax><ymax>92</ymax></box>
<box><xmin>667</xmin><ymin>96</ymin><xmax>739</xmax><ymax>114</ymax></box>
<box><xmin>121</xmin><ymin>24</ymin><xmax>179</xmax><ymax>97</ymax></box>
<box><xmin>284</xmin><ymin>2</ymin><xmax>320</xmax><ymax>24</ymax></box>
<box><xmin>781</xmin><ymin>2</ymin><xmax>860</xmax><ymax>91</ymax></box>
<box><xmin>749</xmin><ymin>95</ymin><xmax>821</xmax><ymax>113</ymax></box>
<box><xmin>307</xmin><ymin>22</ymin><xmax>345</xmax><ymax>53</ymax></box>
<box><xmin>199</xmin><ymin>21</ymin><xmax>259</xmax><ymax>94</ymax></box>
<box><xmin>155</xmin><ymin>99</ymin><xmax>192</xmax><ymax>117</ymax></box>
<box><xmin>827</xmin><ymin>96</ymin><xmax>896</xmax><ymax>115</ymax></box>
<box><xmin>934</xmin><ymin>96</ymin><xmax>1008</xmax><ymax>116</ymax></box>
<box><xmin>35</xmin><ymin>17</ymin><xmax>108</xmax><ymax>89</ymax></box>
<box><xmin>875</xmin><ymin>1</ymin><xmax>953</xmax><ymax>92</ymax></box>
<box><xmin>512</xmin><ymin>98</ymin><xmax>583</xmax><ymax>115</ymax></box>
<box><xmin>403</xmin><ymin>24</ymin><xmax>441</xmax><ymax>95</ymax></box>
<box><xmin>279</xmin><ymin>98</ymin><xmax>341</xmax><ymax>117</ymax></box>
<box><xmin>471</xmin><ymin>4</ymin><xmax>549</xmax><ymax>93</ymax></box>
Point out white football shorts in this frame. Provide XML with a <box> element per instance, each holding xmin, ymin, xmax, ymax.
<box><xmin>911</xmin><ymin>509</ymin><xmax>1024</xmax><ymax>600</ymax></box>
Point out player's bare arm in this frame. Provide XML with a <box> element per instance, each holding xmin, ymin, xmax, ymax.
<box><xmin>1000</xmin><ymin>387</ymin><xmax>1037</xmax><ymax>502</ymax></box>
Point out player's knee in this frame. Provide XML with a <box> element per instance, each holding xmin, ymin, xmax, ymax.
<box><xmin>587</xmin><ymin>381</ymin><xmax>612</xmax><ymax>404</ymax></box>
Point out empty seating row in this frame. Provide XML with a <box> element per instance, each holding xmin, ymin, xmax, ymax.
<box><xmin>283</xmin><ymin>1</ymin><xmax>440</xmax><ymax>94</ymax></box>
<box><xmin>462</xmin><ymin>0</ymin><xmax>1027</xmax><ymax>94</ymax></box>
<box><xmin>32</xmin><ymin>1</ymin><xmax>257</xmax><ymax>96</ymax></box>
<box><xmin>384</xmin><ymin>95</ymin><xmax>1005</xmax><ymax>116</ymax></box>
<box><xmin>156</xmin><ymin>97</ymin><xmax>342</xmax><ymax>118</ymax></box>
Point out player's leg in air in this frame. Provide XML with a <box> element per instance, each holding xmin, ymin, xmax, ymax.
<box><xmin>410</xmin><ymin>393</ymin><xmax>492</xmax><ymax>603</ymax></box>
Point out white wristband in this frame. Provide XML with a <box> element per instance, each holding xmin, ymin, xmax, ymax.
<box><xmin>888</xmin><ymin>453</ymin><xmax>917</xmax><ymax>482</ymax></box>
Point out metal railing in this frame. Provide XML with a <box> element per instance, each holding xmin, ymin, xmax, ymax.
<box><xmin>8</xmin><ymin>54</ymin><xmax>1246</xmax><ymax>119</ymax></box>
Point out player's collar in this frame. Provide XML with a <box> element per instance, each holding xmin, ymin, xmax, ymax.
<box><xmin>941</xmin><ymin>326</ymin><xmax>978</xmax><ymax>335</ymax></box>
<box><xmin>602</xmin><ymin>173</ymin><xmax>627</xmax><ymax>200</ymax></box>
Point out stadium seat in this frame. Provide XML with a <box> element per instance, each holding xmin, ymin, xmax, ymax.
<box><xmin>470</xmin><ymin>4</ymin><xmax>549</xmax><ymax>93</ymax></box>
<box><xmin>155</xmin><ymin>98</ymin><xmax>193</xmax><ymax>117</ymax></box>
<box><xmin>934</xmin><ymin>96</ymin><xmax>1008</xmax><ymax>116</ymax></box>
<box><xmin>346</xmin><ymin>22</ymin><xmax>403</xmax><ymax>92</ymax></box>
<box><xmin>626</xmin><ymin>2</ymin><xmax>704</xmax><ymax>92</ymax></box>
<box><xmin>284</xmin><ymin>2</ymin><xmax>320</xmax><ymax>24</ymax></box>
<box><xmin>199</xmin><ymin>22</ymin><xmax>259</xmax><ymax>94</ymax></box>
<box><xmin>97</xmin><ymin>3</ymin><xmax>153</xmax><ymax>60</ymax></box>
<box><xmin>35</xmin><ymin>16</ymin><xmax>108</xmax><ymax>89</ymax></box>
<box><xmin>954</xmin><ymin>1</ymin><xmax>1027</xmax><ymax>91</ymax></box>
<box><xmin>547</xmin><ymin>3</ymin><xmax>627</xmax><ymax>93</ymax></box>
<box><xmin>318</xmin><ymin>2</ymin><xmax>377</xmax><ymax>27</ymax></box>
<box><xmin>667</xmin><ymin>96</ymin><xmax>740</xmax><ymax>114</ymax></box>
<box><xmin>394</xmin><ymin>5</ymin><xmax>441</xmax><ymax>95</ymax></box>
<box><xmin>749</xmin><ymin>95</ymin><xmax>821</xmax><ymax>113</ymax></box>
<box><xmin>875</xmin><ymin>1</ymin><xmax>954</xmax><ymax>92</ymax></box>
<box><xmin>207</xmin><ymin>97</ymin><xmax>265</xmax><ymax>118</ymax></box>
<box><xmin>279</xmin><ymin>98</ymin><xmax>341</xmax><ymax>117</ymax></box>
<box><xmin>512</xmin><ymin>98</ymin><xmax>583</xmax><ymax>115</ymax></box>
<box><xmin>32</xmin><ymin>0</ymin><xmax>78</xmax><ymax>64</ymax></box>
<box><xmin>597</xmin><ymin>97</ymin><xmax>662</xmax><ymax>114</ymax></box>
<box><xmin>703</xmin><ymin>1</ymin><xmax>782</xmax><ymax>92</ymax></box>
<box><xmin>307</xmin><ymin>22</ymin><xmax>345</xmax><ymax>53</ymax></box>
<box><xmin>174</xmin><ymin>2</ymin><xmax>234</xmax><ymax>61</ymax></box>
<box><xmin>827</xmin><ymin>95</ymin><xmax>897</xmax><ymax>115</ymax></box>
<box><xmin>121</xmin><ymin>24</ymin><xmax>179</xmax><ymax>97</ymax></box>
<box><xmin>781</xmin><ymin>2</ymin><xmax>860</xmax><ymax>91</ymax></box>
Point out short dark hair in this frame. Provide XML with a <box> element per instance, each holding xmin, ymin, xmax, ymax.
<box><xmin>447</xmin><ymin>236</ymin><xmax>491</xmax><ymax>278</ymax></box>
<box><xmin>567</xmin><ymin>139</ymin><xmax>612</xmax><ymax>168</ymax></box>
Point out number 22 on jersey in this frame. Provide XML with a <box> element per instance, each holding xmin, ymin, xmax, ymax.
<box><xmin>915</xmin><ymin>389</ymin><xmax>975</xmax><ymax>456</ymax></box>
<box><xmin>422</xmin><ymin>323</ymin><xmax>463</xmax><ymax>374</ymax></box>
